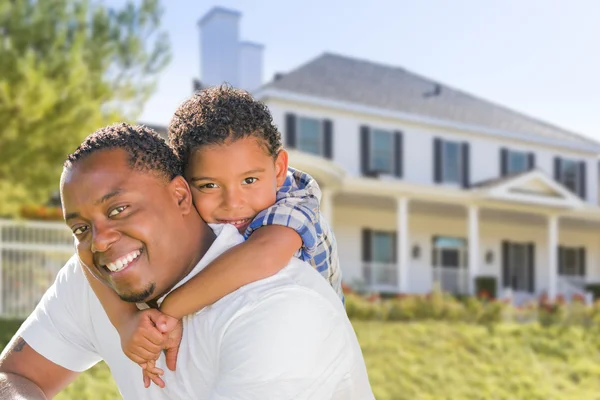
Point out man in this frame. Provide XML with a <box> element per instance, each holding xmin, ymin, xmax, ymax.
<box><xmin>0</xmin><ymin>123</ymin><xmax>374</xmax><ymax>399</ymax></box>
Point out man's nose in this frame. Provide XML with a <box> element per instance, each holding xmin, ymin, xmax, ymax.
<box><xmin>91</xmin><ymin>222</ymin><xmax>120</xmax><ymax>253</ymax></box>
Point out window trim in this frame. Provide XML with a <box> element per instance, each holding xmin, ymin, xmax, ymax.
<box><xmin>296</xmin><ymin>116</ymin><xmax>323</xmax><ymax>155</ymax></box>
<box><xmin>368</xmin><ymin>128</ymin><xmax>395</xmax><ymax>174</ymax></box>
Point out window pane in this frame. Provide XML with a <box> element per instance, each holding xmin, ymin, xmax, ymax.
<box><xmin>371</xmin><ymin>129</ymin><xmax>393</xmax><ymax>173</ymax></box>
<box><xmin>508</xmin><ymin>151</ymin><xmax>527</xmax><ymax>174</ymax></box>
<box><xmin>563</xmin><ymin>248</ymin><xmax>579</xmax><ymax>276</ymax></box>
<box><xmin>561</xmin><ymin>159</ymin><xmax>579</xmax><ymax>193</ymax></box>
<box><xmin>440</xmin><ymin>249</ymin><xmax>460</xmax><ymax>268</ymax></box>
<box><xmin>372</xmin><ymin>232</ymin><xmax>394</xmax><ymax>263</ymax></box>
<box><xmin>442</xmin><ymin>141</ymin><xmax>460</xmax><ymax>183</ymax></box>
<box><xmin>298</xmin><ymin>117</ymin><xmax>321</xmax><ymax>155</ymax></box>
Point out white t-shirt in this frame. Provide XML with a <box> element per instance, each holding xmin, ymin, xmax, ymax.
<box><xmin>17</xmin><ymin>224</ymin><xmax>374</xmax><ymax>400</ymax></box>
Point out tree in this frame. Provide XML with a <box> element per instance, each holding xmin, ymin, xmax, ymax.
<box><xmin>0</xmin><ymin>0</ymin><xmax>171</xmax><ymax>216</ymax></box>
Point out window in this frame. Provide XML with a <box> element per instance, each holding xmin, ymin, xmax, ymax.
<box><xmin>560</xmin><ymin>159</ymin><xmax>579</xmax><ymax>194</ymax></box>
<box><xmin>507</xmin><ymin>150</ymin><xmax>528</xmax><ymax>174</ymax></box>
<box><xmin>297</xmin><ymin>117</ymin><xmax>321</xmax><ymax>155</ymax></box>
<box><xmin>370</xmin><ymin>129</ymin><xmax>394</xmax><ymax>174</ymax></box>
<box><xmin>372</xmin><ymin>232</ymin><xmax>394</xmax><ymax>263</ymax></box>
<box><xmin>559</xmin><ymin>247</ymin><xmax>584</xmax><ymax>276</ymax></box>
<box><xmin>442</xmin><ymin>140</ymin><xmax>462</xmax><ymax>184</ymax></box>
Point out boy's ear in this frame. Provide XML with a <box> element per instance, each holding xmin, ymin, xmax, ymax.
<box><xmin>274</xmin><ymin>149</ymin><xmax>289</xmax><ymax>187</ymax></box>
<box><xmin>169</xmin><ymin>176</ymin><xmax>193</xmax><ymax>215</ymax></box>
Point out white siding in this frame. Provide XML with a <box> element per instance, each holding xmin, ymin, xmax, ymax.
<box><xmin>266</xmin><ymin>100</ymin><xmax>599</xmax><ymax>205</ymax></box>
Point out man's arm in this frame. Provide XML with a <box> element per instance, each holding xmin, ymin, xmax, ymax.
<box><xmin>0</xmin><ymin>336</ymin><xmax>79</xmax><ymax>399</ymax></box>
<box><xmin>209</xmin><ymin>288</ymin><xmax>352</xmax><ymax>399</ymax></box>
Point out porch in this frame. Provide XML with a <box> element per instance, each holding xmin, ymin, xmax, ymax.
<box><xmin>324</xmin><ymin>169</ymin><xmax>600</xmax><ymax>301</ymax></box>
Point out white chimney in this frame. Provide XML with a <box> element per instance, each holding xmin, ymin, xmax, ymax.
<box><xmin>239</xmin><ymin>41</ymin><xmax>264</xmax><ymax>92</ymax></box>
<box><xmin>197</xmin><ymin>7</ymin><xmax>264</xmax><ymax>92</ymax></box>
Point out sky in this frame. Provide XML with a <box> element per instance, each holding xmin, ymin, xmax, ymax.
<box><xmin>106</xmin><ymin>0</ymin><xmax>600</xmax><ymax>142</ymax></box>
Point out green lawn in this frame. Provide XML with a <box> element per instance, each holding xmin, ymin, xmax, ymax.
<box><xmin>3</xmin><ymin>319</ymin><xmax>600</xmax><ymax>399</ymax></box>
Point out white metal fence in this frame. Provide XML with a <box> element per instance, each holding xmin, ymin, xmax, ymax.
<box><xmin>0</xmin><ymin>219</ymin><xmax>74</xmax><ymax>318</ymax></box>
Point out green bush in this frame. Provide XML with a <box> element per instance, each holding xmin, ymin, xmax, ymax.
<box><xmin>475</xmin><ymin>276</ymin><xmax>497</xmax><ymax>299</ymax></box>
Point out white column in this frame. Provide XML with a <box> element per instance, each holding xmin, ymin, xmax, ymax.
<box><xmin>321</xmin><ymin>188</ymin><xmax>334</xmax><ymax>225</ymax></box>
<box><xmin>468</xmin><ymin>205</ymin><xmax>479</xmax><ymax>295</ymax></box>
<box><xmin>397</xmin><ymin>197</ymin><xmax>409</xmax><ymax>293</ymax></box>
<box><xmin>547</xmin><ymin>214</ymin><xmax>558</xmax><ymax>301</ymax></box>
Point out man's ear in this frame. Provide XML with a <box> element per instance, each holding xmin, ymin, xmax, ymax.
<box><xmin>169</xmin><ymin>176</ymin><xmax>193</xmax><ymax>215</ymax></box>
<box><xmin>274</xmin><ymin>149</ymin><xmax>289</xmax><ymax>188</ymax></box>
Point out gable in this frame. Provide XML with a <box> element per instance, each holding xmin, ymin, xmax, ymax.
<box><xmin>479</xmin><ymin>170</ymin><xmax>583</xmax><ymax>209</ymax></box>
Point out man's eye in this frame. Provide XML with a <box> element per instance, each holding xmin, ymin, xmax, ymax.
<box><xmin>242</xmin><ymin>177</ymin><xmax>257</xmax><ymax>185</ymax></box>
<box><xmin>73</xmin><ymin>226</ymin><xmax>88</xmax><ymax>236</ymax></box>
<box><xmin>199</xmin><ymin>183</ymin><xmax>218</xmax><ymax>189</ymax></box>
<box><xmin>108</xmin><ymin>206</ymin><xmax>127</xmax><ymax>217</ymax></box>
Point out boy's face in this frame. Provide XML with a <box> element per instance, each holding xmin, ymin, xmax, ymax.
<box><xmin>185</xmin><ymin>136</ymin><xmax>288</xmax><ymax>234</ymax></box>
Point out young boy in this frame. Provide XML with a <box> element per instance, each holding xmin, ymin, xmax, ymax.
<box><xmin>84</xmin><ymin>85</ymin><xmax>344</xmax><ymax>388</ymax></box>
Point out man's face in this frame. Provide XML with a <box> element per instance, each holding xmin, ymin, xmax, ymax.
<box><xmin>185</xmin><ymin>137</ymin><xmax>288</xmax><ymax>234</ymax></box>
<box><xmin>61</xmin><ymin>149</ymin><xmax>194</xmax><ymax>303</ymax></box>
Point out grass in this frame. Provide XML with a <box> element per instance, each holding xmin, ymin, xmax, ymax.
<box><xmin>3</xmin><ymin>319</ymin><xmax>600</xmax><ymax>399</ymax></box>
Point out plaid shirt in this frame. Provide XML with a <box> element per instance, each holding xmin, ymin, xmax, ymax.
<box><xmin>245</xmin><ymin>167</ymin><xmax>344</xmax><ymax>303</ymax></box>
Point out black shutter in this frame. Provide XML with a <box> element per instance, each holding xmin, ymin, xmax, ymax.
<box><xmin>394</xmin><ymin>131</ymin><xmax>403</xmax><ymax>178</ymax></box>
<box><xmin>502</xmin><ymin>241</ymin><xmax>510</xmax><ymax>289</ymax></box>
<box><xmin>528</xmin><ymin>152</ymin><xmax>535</xmax><ymax>170</ymax></box>
<box><xmin>579</xmin><ymin>161</ymin><xmax>587</xmax><ymax>200</ymax></box>
<box><xmin>558</xmin><ymin>246</ymin><xmax>564</xmax><ymax>275</ymax></box>
<box><xmin>500</xmin><ymin>148</ymin><xmax>508</xmax><ymax>176</ymax></box>
<box><xmin>285</xmin><ymin>113</ymin><xmax>297</xmax><ymax>148</ymax></box>
<box><xmin>362</xmin><ymin>229</ymin><xmax>372</xmax><ymax>262</ymax></box>
<box><xmin>579</xmin><ymin>247</ymin><xmax>586</xmax><ymax>277</ymax></box>
<box><xmin>527</xmin><ymin>243</ymin><xmax>535</xmax><ymax>293</ymax></box>
<box><xmin>360</xmin><ymin>126</ymin><xmax>370</xmax><ymax>176</ymax></box>
<box><xmin>323</xmin><ymin>119</ymin><xmax>333</xmax><ymax>159</ymax></box>
<box><xmin>461</xmin><ymin>142</ymin><xmax>470</xmax><ymax>188</ymax></box>
<box><xmin>434</xmin><ymin>138</ymin><xmax>442</xmax><ymax>183</ymax></box>
<box><xmin>554</xmin><ymin>157</ymin><xmax>562</xmax><ymax>181</ymax></box>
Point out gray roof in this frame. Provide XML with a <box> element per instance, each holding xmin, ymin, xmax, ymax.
<box><xmin>263</xmin><ymin>53</ymin><xmax>599</xmax><ymax>148</ymax></box>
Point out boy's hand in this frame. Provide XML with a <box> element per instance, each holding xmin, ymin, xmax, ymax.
<box><xmin>118</xmin><ymin>309</ymin><xmax>165</xmax><ymax>365</ymax></box>
<box><xmin>142</xmin><ymin>359</ymin><xmax>165</xmax><ymax>388</ymax></box>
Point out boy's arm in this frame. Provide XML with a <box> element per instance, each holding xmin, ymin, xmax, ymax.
<box><xmin>160</xmin><ymin>169</ymin><xmax>323</xmax><ymax>319</ymax></box>
<box><xmin>160</xmin><ymin>225</ymin><xmax>301</xmax><ymax>319</ymax></box>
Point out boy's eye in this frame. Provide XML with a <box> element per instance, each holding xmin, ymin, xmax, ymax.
<box><xmin>199</xmin><ymin>183</ymin><xmax>218</xmax><ymax>189</ymax></box>
<box><xmin>242</xmin><ymin>177</ymin><xmax>257</xmax><ymax>185</ymax></box>
<box><xmin>73</xmin><ymin>225</ymin><xmax>89</xmax><ymax>236</ymax></box>
<box><xmin>108</xmin><ymin>206</ymin><xmax>127</xmax><ymax>217</ymax></box>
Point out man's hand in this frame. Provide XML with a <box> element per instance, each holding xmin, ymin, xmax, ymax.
<box><xmin>161</xmin><ymin>318</ymin><xmax>183</xmax><ymax>372</ymax></box>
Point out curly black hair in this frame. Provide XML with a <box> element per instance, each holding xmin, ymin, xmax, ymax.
<box><xmin>168</xmin><ymin>84</ymin><xmax>282</xmax><ymax>167</ymax></box>
<box><xmin>64</xmin><ymin>123</ymin><xmax>182</xmax><ymax>180</ymax></box>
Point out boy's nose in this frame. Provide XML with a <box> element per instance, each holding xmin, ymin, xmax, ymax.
<box><xmin>222</xmin><ymin>188</ymin><xmax>245</xmax><ymax>209</ymax></box>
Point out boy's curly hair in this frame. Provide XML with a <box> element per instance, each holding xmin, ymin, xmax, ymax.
<box><xmin>64</xmin><ymin>123</ymin><xmax>182</xmax><ymax>181</ymax></box>
<box><xmin>168</xmin><ymin>84</ymin><xmax>282</xmax><ymax>166</ymax></box>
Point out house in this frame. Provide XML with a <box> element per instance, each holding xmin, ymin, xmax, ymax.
<box><xmin>162</xmin><ymin>7</ymin><xmax>600</xmax><ymax>302</ymax></box>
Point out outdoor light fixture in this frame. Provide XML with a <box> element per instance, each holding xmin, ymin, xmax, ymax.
<box><xmin>485</xmin><ymin>250</ymin><xmax>494</xmax><ymax>264</ymax></box>
<box><xmin>412</xmin><ymin>244</ymin><xmax>421</xmax><ymax>259</ymax></box>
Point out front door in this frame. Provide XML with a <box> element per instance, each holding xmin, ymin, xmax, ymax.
<box><xmin>432</xmin><ymin>236</ymin><xmax>468</xmax><ymax>294</ymax></box>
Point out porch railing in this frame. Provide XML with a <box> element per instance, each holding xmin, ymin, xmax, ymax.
<box><xmin>362</xmin><ymin>262</ymin><xmax>398</xmax><ymax>292</ymax></box>
<box><xmin>0</xmin><ymin>219</ymin><xmax>74</xmax><ymax>318</ymax></box>
<box><xmin>432</xmin><ymin>267</ymin><xmax>469</xmax><ymax>295</ymax></box>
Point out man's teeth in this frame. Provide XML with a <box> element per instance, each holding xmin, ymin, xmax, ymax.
<box><xmin>106</xmin><ymin>250</ymin><xmax>141</xmax><ymax>272</ymax></box>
